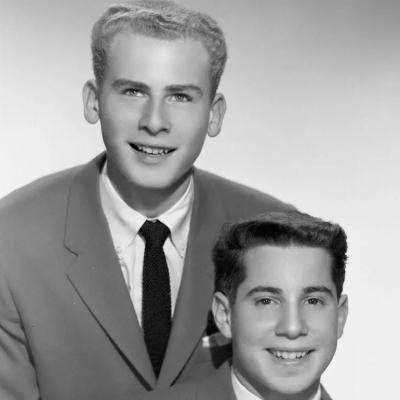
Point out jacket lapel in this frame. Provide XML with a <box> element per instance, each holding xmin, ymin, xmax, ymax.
<box><xmin>197</xmin><ymin>363</ymin><xmax>236</xmax><ymax>400</ymax></box>
<box><xmin>64</xmin><ymin>155</ymin><xmax>156</xmax><ymax>388</ymax></box>
<box><xmin>321</xmin><ymin>386</ymin><xmax>333</xmax><ymax>400</ymax></box>
<box><xmin>158</xmin><ymin>169</ymin><xmax>227</xmax><ymax>386</ymax></box>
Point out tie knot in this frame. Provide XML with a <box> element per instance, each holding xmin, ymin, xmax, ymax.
<box><xmin>139</xmin><ymin>220</ymin><xmax>170</xmax><ymax>248</ymax></box>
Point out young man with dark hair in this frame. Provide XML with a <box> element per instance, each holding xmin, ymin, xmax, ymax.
<box><xmin>0</xmin><ymin>1</ymin><xmax>294</xmax><ymax>399</ymax></box>
<box><xmin>139</xmin><ymin>211</ymin><xmax>348</xmax><ymax>399</ymax></box>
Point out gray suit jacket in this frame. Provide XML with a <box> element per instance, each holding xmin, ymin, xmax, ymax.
<box><xmin>0</xmin><ymin>153</ymin><xmax>294</xmax><ymax>400</ymax></box>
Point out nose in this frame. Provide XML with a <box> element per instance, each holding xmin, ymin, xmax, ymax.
<box><xmin>138</xmin><ymin>99</ymin><xmax>171</xmax><ymax>135</ymax></box>
<box><xmin>275</xmin><ymin>303</ymin><xmax>308</xmax><ymax>339</ymax></box>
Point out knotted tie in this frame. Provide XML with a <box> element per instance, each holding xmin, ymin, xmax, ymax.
<box><xmin>139</xmin><ymin>220</ymin><xmax>171</xmax><ymax>377</ymax></box>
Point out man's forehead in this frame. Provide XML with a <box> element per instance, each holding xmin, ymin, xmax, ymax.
<box><xmin>243</xmin><ymin>244</ymin><xmax>332</xmax><ymax>263</ymax></box>
<box><xmin>241</xmin><ymin>245</ymin><xmax>334</xmax><ymax>287</ymax></box>
<box><xmin>106</xmin><ymin>32</ymin><xmax>210</xmax><ymax>74</ymax></box>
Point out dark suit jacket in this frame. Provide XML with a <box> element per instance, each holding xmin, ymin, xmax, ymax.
<box><xmin>136</xmin><ymin>362</ymin><xmax>333</xmax><ymax>400</ymax></box>
<box><xmin>0</xmin><ymin>154</ymin><xmax>294</xmax><ymax>400</ymax></box>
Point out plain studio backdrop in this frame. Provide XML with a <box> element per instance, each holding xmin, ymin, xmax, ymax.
<box><xmin>1</xmin><ymin>0</ymin><xmax>399</xmax><ymax>398</ymax></box>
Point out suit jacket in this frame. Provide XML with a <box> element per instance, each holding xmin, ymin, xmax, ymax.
<box><xmin>136</xmin><ymin>362</ymin><xmax>333</xmax><ymax>400</ymax></box>
<box><xmin>0</xmin><ymin>154</ymin><xmax>294</xmax><ymax>400</ymax></box>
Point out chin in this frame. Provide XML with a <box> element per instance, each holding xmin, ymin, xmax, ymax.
<box><xmin>272</xmin><ymin>376</ymin><xmax>320</xmax><ymax>397</ymax></box>
<box><xmin>143</xmin><ymin>170</ymin><xmax>190</xmax><ymax>191</ymax></box>
<box><xmin>249</xmin><ymin>370</ymin><xmax>319</xmax><ymax>399</ymax></box>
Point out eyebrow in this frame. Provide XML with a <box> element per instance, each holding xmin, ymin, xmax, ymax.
<box><xmin>245</xmin><ymin>285</ymin><xmax>335</xmax><ymax>298</ymax></box>
<box><xmin>111</xmin><ymin>79</ymin><xmax>203</xmax><ymax>96</ymax></box>
<box><xmin>303</xmin><ymin>286</ymin><xmax>334</xmax><ymax>298</ymax></box>
<box><xmin>246</xmin><ymin>286</ymin><xmax>282</xmax><ymax>297</ymax></box>
<box><xmin>165</xmin><ymin>84</ymin><xmax>203</xmax><ymax>96</ymax></box>
<box><xmin>112</xmin><ymin>79</ymin><xmax>149</xmax><ymax>91</ymax></box>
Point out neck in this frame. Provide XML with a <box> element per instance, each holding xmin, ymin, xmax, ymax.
<box><xmin>107</xmin><ymin>168</ymin><xmax>192</xmax><ymax>218</ymax></box>
<box><xmin>233</xmin><ymin>367</ymin><xmax>320</xmax><ymax>400</ymax></box>
<box><xmin>259</xmin><ymin>388</ymin><xmax>319</xmax><ymax>400</ymax></box>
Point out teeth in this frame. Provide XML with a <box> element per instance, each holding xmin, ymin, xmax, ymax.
<box><xmin>271</xmin><ymin>350</ymin><xmax>308</xmax><ymax>360</ymax></box>
<box><xmin>136</xmin><ymin>145</ymin><xmax>170</xmax><ymax>155</ymax></box>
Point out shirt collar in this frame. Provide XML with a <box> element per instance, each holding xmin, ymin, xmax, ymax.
<box><xmin>99</xmin><ymin>162</ymin><xmax>193</xmax><ymax>256</ymax></box>
<box><xmin>156</xmin><ymin>179</ymin><xmax>193</xmax><ymax>257</ymax></box>
<box><xmin>231</xmin><ymin>367</ymin><xmax>321</xmax><ymax>400</ymax></box>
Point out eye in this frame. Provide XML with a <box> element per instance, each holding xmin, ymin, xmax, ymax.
<box><xmin>306</xmin><ymin>297</ymin><xmax>324</xmax><ymax>306</ymax></box>
<box><xmin>170</xmin><ymin>93</ymin><xmax>192</xmax><ymax>102</ymax></box>
<box><xmin>122</xmin><ymin>88</ymin><xmax>144</xmax><ymax>97</ymax></box>
<box><xmin>255</xmin><ymin>297</ymin><xmax>276</xmax><ymax>306</ymax></box>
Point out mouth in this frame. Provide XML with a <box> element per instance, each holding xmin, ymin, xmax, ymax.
<box><xmin>130</xmin><ymin>143</ymin><xmax>176</xmax><ymax>156</ymax></box>
<box><xmin>267</xmin><ymin>349</ymin><xmax>313</xmax><ymax>361</ymax></box>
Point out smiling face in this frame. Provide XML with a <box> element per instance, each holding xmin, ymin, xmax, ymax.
<box><xmin>83</xmin><ymin>32</ymin><xmax>225</xmax><ymax>211</ymax></box>
<box><xmin>213</xmin><ymin>245</ymin><xmax>348</xmax><ymax>400</ymax></box>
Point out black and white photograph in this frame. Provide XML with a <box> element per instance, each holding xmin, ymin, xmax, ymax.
<box><xmin>1</xmin><ymin>1</ymin><xmax>399</xmax><ymax>399</ymax></box>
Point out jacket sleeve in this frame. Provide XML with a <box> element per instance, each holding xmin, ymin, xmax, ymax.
<box><xmin>0</xmin><ymin>262</ymin><xmax>40</xmax><ymax>400</ymax></box>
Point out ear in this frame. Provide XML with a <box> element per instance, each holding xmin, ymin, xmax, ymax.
<box><xmin>82</xmin><ymin>79</ymin><xmax>100</xmax><ymax>124</ymax></box>
<box><xmin>207</xmin><ymin>93</ymin><xmax>226</xmax><ymax>138</ymax></box>
<box><xmin>212</xmin><ymin>291</ymin><xmax>232</xmax><ymax>339</ymax></box>
<box><xmin>336</xmin><ymin>294</ymin><xmax>348</xmax><ymax>339</ymax></box>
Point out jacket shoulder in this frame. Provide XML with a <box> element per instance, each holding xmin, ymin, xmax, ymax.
<box><xmin>194</xmin><ymin>169</ymin><xmax>296</xmax><ymax>213</ymax></box>
<box><xmin>0</xmin><ymin>166</ymin><xmax>80</xmax><ymax>212</ymax></box>
<box><xmin>0</xmin><ymin>165</ymin><xmax>83</xmax><ymax>238</ymax></box>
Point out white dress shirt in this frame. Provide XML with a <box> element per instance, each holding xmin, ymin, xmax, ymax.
<box><xmin>99</xmin><ymin>164</ymin><xmax>194</xmax><ymax>326</ymax></box>
<box><xmin>231</xmin><ymin>367</ymin><xmax>322</xmax><ymax>400</ymax></box>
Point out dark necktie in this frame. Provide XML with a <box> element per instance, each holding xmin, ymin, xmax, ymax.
<box><xmin>139</xmin><ymin>220</ymin><xmax>171</xmax><ymax>377</ymax></box>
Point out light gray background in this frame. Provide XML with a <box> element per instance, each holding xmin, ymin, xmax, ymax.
<box><xmin>1</xmin><ymin>0</ymin><xmax>399</xmax><ymax>398</ymax></box>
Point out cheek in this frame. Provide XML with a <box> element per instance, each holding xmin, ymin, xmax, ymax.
<box><xmin>177</xmin><ymin>129</ymin><xmax>208</xmax><ymax>164</ymax></box>
<box><xmin>100</xmin><ymin>96</ymin><xmax>140</xmax><ymax>124</ymax></box>
<box><xmin>232</xmin><ymin>313</ymin><xmax>269</xmax><ymax>348</ymax></box>
<box><xmin>99</xmin><ymin>112</ymin><xmax>118</xmax><ymax>137</ymax></box>
<box><xmin>307</xmin><ymin>312</ymin><xmax>339</xmax><ymax>345</ymax></box>
<box><xmin>100</xmin><ymin>111</ymin><xmax>137</xmax><ymax>144</ymax></box>
<box><xmin>173</xmin><ymin>107</ymin><xmax>210</xmax><ymax>136</ymax></box>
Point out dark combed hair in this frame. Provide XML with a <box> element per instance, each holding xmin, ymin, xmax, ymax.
<box><xmin>213</xmin><ymin>211</ymin><xmax>348</xmax><ymax>302</ymax></box>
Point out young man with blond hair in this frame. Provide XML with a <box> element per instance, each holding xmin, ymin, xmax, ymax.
<box><xmin>0</xmin><ymin>2</ymin><xmax>294</xmax><ymax>399</ymax></box>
